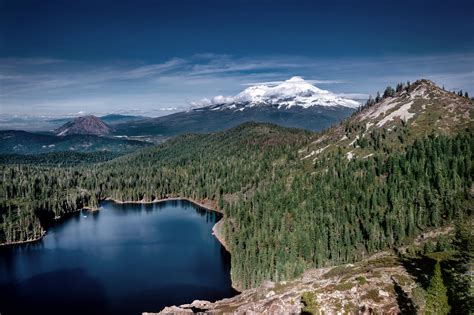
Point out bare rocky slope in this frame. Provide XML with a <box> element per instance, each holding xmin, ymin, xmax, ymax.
<box><xmin>151</xmin><ymin>252</ymin><xmax>416</xmax><ymax>314</ymax></box>
<box><xmin>300</xmin><ymin>79</ymin><xmax>472</xmax><ymax>162</ymax></box>
<box><xmin>150</xmin><ymin>225</ymin><xmax>463</xmax><ymax>315</ymax></box>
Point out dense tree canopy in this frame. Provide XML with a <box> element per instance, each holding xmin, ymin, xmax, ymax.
<box><xmin>1</xmin><ymin>122</ymin><xmax>472</xmax><ymax>290</ymax></box>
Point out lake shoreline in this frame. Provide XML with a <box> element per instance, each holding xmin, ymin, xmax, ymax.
<box><xmin>0</xmin><ymin>196</ymin><xmax>239</xmax><ymax>289</ymax></box>
<box><xmin>104</xmin><ymin>197</ymin><xmax>232</xmax><ymax>258</ymax></box>
<box><xmin>104</xmin><ymin>197</ymin><xmax>223</xmax><ymax>214</ymax></box>
<box><xmin>212</xmin><ymin>219</ymin><xmax>230</xmax><ymax>252</ymax></box>
<box><xmin>0</xmin><ymin>197</ymin><xmax>228</xmax><ymax>254</ymax></box>
<box><xmin>0</xmin><ymin>230</ymin><xmax>47</xmax><ymax>247</ymax></box>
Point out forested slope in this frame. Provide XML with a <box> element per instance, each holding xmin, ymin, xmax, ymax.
<box><xmin>1</xmin><ymin>80</ymin><xmax>472</xmax><ymax>292</ymax></box>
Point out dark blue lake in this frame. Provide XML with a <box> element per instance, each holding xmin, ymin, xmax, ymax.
<box><xmin>0</xmin><ymin>200</ymin><xmax>235</xmax><ymax>315</ymax></box>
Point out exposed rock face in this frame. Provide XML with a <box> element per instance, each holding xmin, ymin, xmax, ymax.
<box><xmin>148</xmin><ymin>252</ymin><xmax>421</xmax><ymax>314</ymax></box>
<box><xmin>54</xmin><ymin>115</ymin><xmax>112</xmax><ymax>136</ymax></box>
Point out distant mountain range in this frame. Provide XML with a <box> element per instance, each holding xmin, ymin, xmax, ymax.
<box><xmin>50</xmin><ymin>114</ymin><xmax>148</xmax><ymax>126</ymax></box>
<box><xmin>0</xmin><ymin>113</ymin><xmax>148</xmax><ymax>132</ymax></box>
<box><xmin>0</xmin><ymin>130</ymin><xmax>150</xmax><ymax>154</ymax></box>
<box><xmin>0</xmin><ymin>77</ymin><xmax>363</xmax><ymax>152</ymax></box>
<box><xmin>1</xmin><ymin>77</ymin><xmax>360</xmax><ymax>138</ymax></box>
<box><xmin>113</xmin><ymin>77</ymin><xmax>359</xmax><ymax>136</ymax></box>
<box><xmin>0</xmin><ymin>114</ymin><xmax>156</xmax><ymax>154</ymax></box>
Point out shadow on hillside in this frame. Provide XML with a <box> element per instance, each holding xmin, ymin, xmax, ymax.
<box><xmin>392</xmin><ymin>278</ymin><xmax>418</xmax><ymax>314</ymax></box>
<box><xmin>401</xmin><ymin>256</ymin><xmax>435</xmax><ymax>290</ymax></box>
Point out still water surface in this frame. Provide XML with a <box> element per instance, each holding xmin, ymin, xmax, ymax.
<box><xmin>0</xmin><ymin>200</ymin><xmax>235</xmax><ymax>315</ymax></box>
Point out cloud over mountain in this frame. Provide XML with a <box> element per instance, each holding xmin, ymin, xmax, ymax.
<box><xmin>191</xmin><ymin>76</ymin><xmax>360</xmax><ymax>109</ymax></box>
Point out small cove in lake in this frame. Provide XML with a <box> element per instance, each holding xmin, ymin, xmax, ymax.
<box><xmin>0</xmin><ymin>200</ymin><xmax>236</xmax><ymax>315</ymax></box>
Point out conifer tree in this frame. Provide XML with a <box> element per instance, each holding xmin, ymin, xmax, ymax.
<box><xmin>375</xmin><ymin>91</ymin><xmax>381</xmax><ymax>103</ymax></box>
<box><xmin>383</xmin><ymin>86</ymin><xmax>395</xmax><ymax>98</ymax></box>
<box><xmin>396</xmin><ymin>83</ymin><xmax>404</xmax><ymax>93</ymax></box>
<box><xmin>425</xmin><ymin>261</ymin><xmax>450</xmax><ymax>315</ymax></box>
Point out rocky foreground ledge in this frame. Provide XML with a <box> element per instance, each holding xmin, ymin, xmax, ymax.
<box><xmin>145</xmin><ymin>252</ymin><xmax>421</xmax><ymax>314</ymax></box>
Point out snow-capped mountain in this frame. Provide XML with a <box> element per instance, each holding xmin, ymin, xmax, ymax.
<box><xmin>194</xmin><ymin>76</ymin><xmax>360</xmax><ymax>110</ymax></box>
<box><xmin>112</xmin><ymin>77</ymin><xmax>361</xmax><ymax>136</ymax></box>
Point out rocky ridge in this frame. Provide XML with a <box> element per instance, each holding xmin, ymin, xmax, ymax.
<box><xmin>300</xmin><ymin>79</ymin><xmax>473</xmax><ymax>163</ymax></box>
<box><xmin>148</xmin><ymin>251</ymin><xmax>421</xmax><ymax>314</ymax></box>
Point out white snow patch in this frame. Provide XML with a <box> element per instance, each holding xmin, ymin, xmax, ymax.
<box><xmin>57</xmin><ymin>129</ymin><xmax>69</xmax><ymax>136</ymax></box>
<box><xmin>315</xmin><ymin>145</ymin><xmax>330</xmax><ymax>154</ymax></box>
<box><xmin>376</xmin><ymin>101</ymin><xmax>415</xmax><ymax>127</ymax></box>
<box><xmin>410</xmin><ymin>86</ymin><xmax>429</xmax><ymax>100</ymax></box>
<box><xmin>340</xmin><ymin>135</ymin><xmax>348</xmax><ymax>141</ymax></box>
<box><xmin>346</xmin><ymin>151</ymin><xmax>354</xmax><ymax>160</ymax></box>
<box><xmin>348</xmin><ymin>135</ymin><xmax>359</xmax><ymax>146</ymax></box>
<box><xmin>303</xmin><ymin>150</ymin><xmax>316</xmax><ymax>159</ymax></box>
<box><xmin>311</xmin><ymin>135</ymin><xmax>327</xmax><ymax>145</ymax></box>
<box><xmin>362</xmin><ymin>97</ymin><xmax>398</xmax><ymax>120</ymax></box>
<box><xmin>363</xmin><ymin>153</ymin><xmax>374</xmax><ymax>159</ymax></box>
<box><xmin>303</xmin><ymin>144</ymin><xmax>330</xmax><ymax>159</ymax></box>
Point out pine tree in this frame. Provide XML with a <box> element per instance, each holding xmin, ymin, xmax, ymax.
<box><xmin>396</xmin><ymin>83</ymin><xmax>404</xmax><ymax>93</ymax></box>
<box><xmin>383</xmin><ymin>86</ymin><xmax>395</xmax><ymax>98</ymax></box>
<box><xmin>366</xmin><ymin>95</ymin><xmax>375</xmax><ymax>107</ymax></box>
<box><xmin>425</xmin><ymin>261</ymin><xmax>450</xmax><ymax>315</ymax></box>
<box><xmin>375</xmin><ymin>91</ymin><xmax>381</xmax><ymax>103</ymax></box>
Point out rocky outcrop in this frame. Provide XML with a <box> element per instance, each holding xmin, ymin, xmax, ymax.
<box><xmin>148</xmin><ymin>252</ymin><xmax>422</xmax><ymax>314</ymax></box>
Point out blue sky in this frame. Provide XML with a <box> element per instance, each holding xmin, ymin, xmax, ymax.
<box><xmin>1</xmin><ymin>0</ymin><xmax>473</xmax><ymax>117</ymax></box>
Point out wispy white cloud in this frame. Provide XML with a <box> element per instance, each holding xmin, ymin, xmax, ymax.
<box><xmin>1</xmin><ymin>53</ymin><xmax>473</xmax><ymax>117</ymax></box>
<box><xmin>119</xmin><ymin>58</ymin><xmax>186</xmax><ymax>79</ymax></box>
<box><xmin>0</xmin><ymin>57</ymin><xmax>65</xmax><ymax>67</ymax></box>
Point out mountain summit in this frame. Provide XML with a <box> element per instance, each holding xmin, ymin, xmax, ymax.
<box><xmin>196</xmin><ymin>76</ymin><xmax>360</xmax><ymax>110</ymax></box>
<box><xmin>301</xmin><ymin>79</ymin><xmax>473</xmax><ymax>162</ymax></box>
<box><xmin>54</xmin><ymin>115</ymin><xmax>112</xmax><ymax>136</ymax></box>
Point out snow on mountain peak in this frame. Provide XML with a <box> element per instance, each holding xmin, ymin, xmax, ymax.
<box><xmin>286</xmin><ymin>76</ymin><xmax>304</xmax><ymax>82</ymax></box>
<box><xmin>192</xmin><ymin>77</ymin><xmax>360</xmax><ymax>110</ymax></box>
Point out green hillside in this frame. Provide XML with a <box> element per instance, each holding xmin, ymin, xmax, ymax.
<box><xmin>1</xmin><ymin>80</ymin><xmax>472</xmax><ymax>295</ymax></box>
